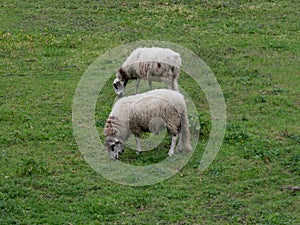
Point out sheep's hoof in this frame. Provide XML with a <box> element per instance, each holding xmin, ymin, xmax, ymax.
<box><xmin>136</xmin><ymin>150</ymin><xmax>141</xmax><ymax>155</ymax></box>
<box><xmin>168</xmin><ymin>151</ymin><xmax>174</xmax><ymax>156</ymax></box>
<box><xmin>175</xmin><ymin>147</ymin><xmax>181</xmax><ymax>153</ymax></box>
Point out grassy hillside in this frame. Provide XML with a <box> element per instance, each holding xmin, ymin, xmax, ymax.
<box><xmin>0</xmin><ymin>0</ymin><xmax>299</xmax><ymax>224</ymax></box>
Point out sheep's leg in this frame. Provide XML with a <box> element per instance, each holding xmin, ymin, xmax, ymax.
<box><xmin>164</xmin><ymin>80</ymin><xmax>172</xmax><ymax>90</ymax></box>
<box><xmin>148</xmin><ymin>79</ymin><xmax>153</xmax><ymax>90</ymax></box>
<box><xmin>147</xmin><ymin>70</ymin><xmax>153</xmax><ymax>90</ymax></box>
<box><xmin>135</xmin><ymin>79</ymin><xmax>141</xmax><ymax>94</ymax></box>
<box><xmin>135</xmin><ymin>136</ymin><xmax>142</xmax><ymax>155</ymax></box>
<box><xmin>172</xmin><ymin>80</ymin><xmax>179</xmax><ymax>91</ymax></box>
<box><xmin>175</xmin><ymin>132</ymin><xmax>183</xmax><ymax>152</ymax></box>
<box><xmin>168</xmin><ymin>135</ymin><xmax>178</xmax><ymax>156</ymax></box>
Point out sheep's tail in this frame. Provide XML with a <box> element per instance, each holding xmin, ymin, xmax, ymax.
<box><xmin>180</xmin><ymin>107</ymin><xmax>192</xmax><ymax>152</ymax></box>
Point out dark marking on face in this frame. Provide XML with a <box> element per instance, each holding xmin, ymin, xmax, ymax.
<box><xmin>111</xmin><ymin>143</ymin><xmax>115</xmax><ymax>151</ymax></box>
<box><xmin>113</xmin><ymin>82</ymin><xmax>118</xmax><ymax>90</ymax></box>
<box><xmin>118</xmin><ymin>68</ymin><xmax>127</xmax><ymax>77</ymax></box>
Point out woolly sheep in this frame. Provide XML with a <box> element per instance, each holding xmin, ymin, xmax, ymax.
<box><xmin>113</xmin><ymin>47</ymin><xmax>182</xmax><ymax>97</ymax></box>
<box><xmin>103</xmin><ymin>89</ymin><xmax>192</xmax><ymax>159</ymax></box>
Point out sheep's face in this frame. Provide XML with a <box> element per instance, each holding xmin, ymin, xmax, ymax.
<box><xmin>113</xmin><ymin>78</ymin><xmax>125</xmax><ymax>97</ymax></box>
<box><xmin>105</xmin><ymin>137</ymin><xmax>124</xmax><ymax>160</ymax></box>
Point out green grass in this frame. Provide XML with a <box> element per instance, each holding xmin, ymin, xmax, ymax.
<box><xmin>1</xmin><ymin>0</ymin><xmax>299</xmax><ymax>224</ymax></box>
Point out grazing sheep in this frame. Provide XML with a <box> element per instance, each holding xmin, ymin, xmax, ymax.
<box><xmin>103</xmin><ymin>89</ymin><xmax>191</xmax><ymax>159</ymax></box>
<box><xmin>113</xmin><ymin>47</ymin><xmax>182</xmax><ymax>97</ymax></box>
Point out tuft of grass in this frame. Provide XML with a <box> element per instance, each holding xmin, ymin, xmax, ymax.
<box><xmin>16</xmin><ymin>158</ymin><xmax>50</xmax><ymax>177</ymax></box>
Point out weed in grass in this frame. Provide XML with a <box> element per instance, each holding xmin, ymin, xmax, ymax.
<box><xmin>284</xmin><ymin>153</ymin><xmax>300</xmax><ymax>175</ymax></box>
<box><xmin>239</xmin><ymin>138</ymin><xmax>286</xmax><ymax>163</ymax></box>
<box><xmin>255</xmin><ymin>94</ymin><xmax>267</xmax><ymax>103</ymax></box>
<box><xmin>280</xmin><ymin>129</ymin><xmax>300</xmax><ymax>144</ymax></box>
<box><xmin>225</xmin><ymin>123</ymin><xmax>250</xmax><ymax>145</ymax></box>
<box><xmin>16</xmin><ymin>158</ymin><xmax>49</xmax><ymax>177</ymax></box>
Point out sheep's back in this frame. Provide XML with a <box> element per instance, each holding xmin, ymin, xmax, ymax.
<box><xmin>110</xmin><ymin>89</ymin><xmax>186</xmax><ymax>129</ymax></box>
<box><xmin>128</xmin><ymin>90</ymin><xmax>186</xmax><ymax>135</ymax></box>
<box><xmin>123</xmin><ymin>47</ymin><xmax>181</xmax><ymax>68</ymax></box>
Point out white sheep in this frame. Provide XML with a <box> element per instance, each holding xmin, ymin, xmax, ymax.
<box><xmin>103</xmin><ymin>89</ymin><xmax>192</xmax><ymax>159</ymax></box>
<box><xmin>113</xmin><ymin>47</ymin><xmax>182</xmax><ymax>97</ymax></box>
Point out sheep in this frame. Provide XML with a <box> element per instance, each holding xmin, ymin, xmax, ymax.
<box><xmin>103</xmin><ymin>89</ymin><xmax>192</xmax><ymax>160</ymax></box>
<box><xmin>113</xmin><ymin>47</ymin><xmax>182</xmax><ymax>97</ymax></box>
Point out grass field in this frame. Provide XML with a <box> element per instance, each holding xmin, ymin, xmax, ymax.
<box><xmin>0</xmin><ymin>0</ymin><xmax>299</xmax><ymax>224</ymax></box>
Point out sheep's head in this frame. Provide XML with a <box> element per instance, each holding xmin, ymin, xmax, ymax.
<box><xmin>105</xmin><ymin>136</ymin><xmax>124</xmax><ymax>160</ymax></box>
<box><xmin>113</xmin><ymin>78</ymin><xmax>125</xmax><ymax>97</ymax></box>
<box><xmin>113</xmin><ymin>68</ymin><xmax>129</xmax><ymax>97</ymax></box>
